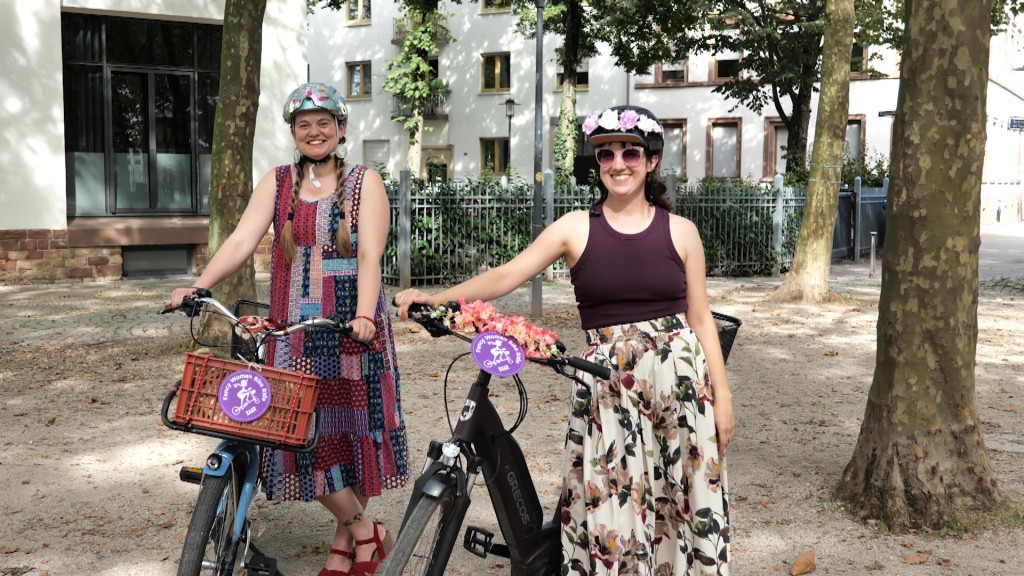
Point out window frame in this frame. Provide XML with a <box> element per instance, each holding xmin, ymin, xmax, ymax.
<box><xmin>481</xmin><ymin>52</ymin><xmax>511</xmax><ymax>93</ymax></box>
<box><xmin>346</xmin><ymin>61</ymin><xmax>373</xmax><ymax>99</ymax></box>
<box><xmin>480</xmin><ymin>137</ymin><xmax>511</xmax><ymax>176</ymax></box>
<box><xmin>346</xmin><ymin>0</ymin><xmax>372</xmax><ymax>25</ymax></box>
<box><xmin>706</xmin><ymin>118</ymin><xmax>742</xmax><ymax>179</ymax></box>
<box><xmin>61</xmin><ymin>13</ymin><xmax>222</xmax><ymax>218</ymax></box>
<box><xmin>481</xmin><ymin>0</ymin><xmax>512</xmax><ymax>13</ymax></box>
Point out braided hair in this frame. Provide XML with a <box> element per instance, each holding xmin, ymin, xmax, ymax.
<box><xmin>279</xmin><ymin>155</ymin><xmax>353</xmax><ymax>260</ymax></box>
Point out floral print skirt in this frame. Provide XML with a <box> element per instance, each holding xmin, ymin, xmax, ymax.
<box><xmin>560</xmin><ymin>314</ymin><xmax>729</xmax><ymax>575</ymax></box>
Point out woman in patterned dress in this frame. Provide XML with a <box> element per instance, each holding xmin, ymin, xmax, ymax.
<box><xmin>394</xmin><ymin>105</ymin><xmax>733</xmax><ymax>575</ymax></box>
<box><xmin>169</xmin><ymin>82</ymin><xmax>407</xmax><ymax>576</ymax></box>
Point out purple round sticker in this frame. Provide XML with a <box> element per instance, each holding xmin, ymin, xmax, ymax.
<box><xmin>218</xmin><ymin>370</ymin><xmax>272</xmax><ymax>423</ymax></box>
<box><xmin>470</xmin><ymin>332</ymin><xmax>526</xmax><ymax>377</ymax></box>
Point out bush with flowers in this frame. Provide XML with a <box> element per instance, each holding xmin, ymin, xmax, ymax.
<box><xmin>431</xmin><ymin>298</ymin><xmax>561</xmax><ymax>360</ymax></box>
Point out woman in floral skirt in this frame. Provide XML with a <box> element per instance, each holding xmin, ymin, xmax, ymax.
<box><xmin>395</xmin><ymin>104</ymin><xmax>733</xmax><ymax>575</ymax></box>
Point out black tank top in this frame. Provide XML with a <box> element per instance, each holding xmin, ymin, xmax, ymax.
<box><xmin>570</xmin><ymin>206</ymin><xmax>688</xmax><ymax>330</ymax></box>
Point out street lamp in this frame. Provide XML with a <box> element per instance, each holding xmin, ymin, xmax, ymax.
<box><xmin>503</xmin><ymin>98</ymin><xmax>517</xmax><ymax>140</ymax></box>
<box><xmin>531</xmin><ymin>0</ymin><xmax>546</xmax><ymax>317</ymax></box>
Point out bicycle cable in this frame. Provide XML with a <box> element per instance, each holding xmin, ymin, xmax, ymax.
<box><xmin>442</xmin><ymin>352</ymin><xmax>473</xmax><ymax>434</ymax></box>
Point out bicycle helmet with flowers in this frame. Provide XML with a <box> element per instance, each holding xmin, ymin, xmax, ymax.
<box><xmin>281</xmin><ymin>82</ymin><xmax>349</xmax><ymax>124</ymax></box>
<box><xmin>581</xmin><ymin>105</ymin><xmax>664</xmax><ymax>153</ymax></box>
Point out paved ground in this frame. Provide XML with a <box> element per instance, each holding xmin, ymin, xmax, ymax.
<box><xmin>0</xmin><ymin>222</ymin><xmax>1020</xmax><ymax>350</ymax></box>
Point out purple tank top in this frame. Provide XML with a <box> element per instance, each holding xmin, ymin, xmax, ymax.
<box><xmin>570</xmin><ymin>206</ymin><xmax>688</xmax><ymax>330</ymax></box>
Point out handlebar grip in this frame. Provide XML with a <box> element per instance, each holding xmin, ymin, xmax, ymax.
<box><xmin>568</xmin><ymin>356</ymin><xmax>611</xmax><ymax>380</ymax></box>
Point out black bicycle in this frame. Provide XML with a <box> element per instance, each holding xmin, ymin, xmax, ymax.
<box><xmin>379</xmin><ymin>302</ymin><xmax>741</xmax><ymax>576</ymax></box>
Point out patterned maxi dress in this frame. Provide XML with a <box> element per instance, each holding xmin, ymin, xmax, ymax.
<box><xmin>258</xmin><ymin>164</ymin><xmax>410</xmax><ymax>501</ymax></box>
<box><xmin>560</xmin><ymin>315</ymin><xmax>729</xmax><ymax>575</ymax></box>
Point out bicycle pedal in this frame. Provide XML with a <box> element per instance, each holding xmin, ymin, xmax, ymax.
<box><xmin>178</xmin><ymin>466</ymin><xmax>203</xmax><ymax>484</ymax></box>
<box><xmin>463</xmin><ymin>526</ymin><xmax>510</xmax><ymax>559</ymax></box>
<box><xmin>245</xmin><ymin>550</ymin><xmax>282</xmax><ymax>576</ymax></box>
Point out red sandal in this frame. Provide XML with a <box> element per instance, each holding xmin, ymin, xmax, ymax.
<box><xmin>349</xmin><ymin>522</ymin><xmax>394</xmax><ymax>576</ymax></box>
<box><xmin>317</xmin><ymin>547</ymin><xmax>354</xmax><ymax>576</ymax></box>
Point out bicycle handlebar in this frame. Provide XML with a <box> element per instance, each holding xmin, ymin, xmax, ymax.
<box><xmin>162</xmin><ymin>288</ymin><xmax>361</xmax><ymax>342</ymax></box>
<box><xmin>403</xmin><ymin>301</ymin><xmax>611</xmax><ymax>380</ymax></box>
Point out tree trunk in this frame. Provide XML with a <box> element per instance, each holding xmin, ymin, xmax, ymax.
<box><xmin>407</xmin><ymin>115</ymin><xmax>424</xmax><ymax>178</ymax></box>
<box><xmin>201</xmin><ymin>0</ymin><xmax>266</xmax><ymax>348</ymax></box>
<box><xmin>837</xmin><ymin>0</ymin><xmax>1003</xmax><ymax>532</ymax></box>
<box><xmin>782</xmin><ymin>65</ymin><xmax>815</xmax><ymax>177</ymax></box>
<box><xmin>554</xmin><ymin>0</ymin><xmax>583</xmax><ymax>184</ymax></box>
<box><xmin>556</xmin><ymin>75</ymin><xmax>578</xmax><ymax>184</ymax></box>
<box><xmin>775</xmin><ymin>0</ymin><xmax>853</xmax><ymax>302</ymax></box>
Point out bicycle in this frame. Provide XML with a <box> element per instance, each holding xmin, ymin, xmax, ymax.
<box><xmin>160</xmin><ymin>289</ymin><xmax>364</xmax><ymax>576</ymax></box>
<box><xmin>379</xmin><ymin>301</ymin><xmax>742</xmax><ymax>576</ymax></box>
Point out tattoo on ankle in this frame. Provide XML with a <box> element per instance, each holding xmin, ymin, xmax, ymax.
<box><xmin>342</xmin><ymin>512</ymin><xmax>363</xmax><ymax>527</ymax></box>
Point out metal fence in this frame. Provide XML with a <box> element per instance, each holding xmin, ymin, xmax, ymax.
<box><xmin>384</xmin><ymin>170</ymin><xmax>887</xmax><ymax>286</ymax></box>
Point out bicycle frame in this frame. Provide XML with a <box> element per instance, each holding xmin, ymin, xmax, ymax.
<box><xmin>402</xmin><ymin>367</ymin><xmax>561</xmax><ymax>576</ymax></box>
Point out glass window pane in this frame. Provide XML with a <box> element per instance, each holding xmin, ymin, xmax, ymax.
<box><xmin>65</xmin><ymin>65</ymin><xmax>106</xmax><ymax>215</ymax></box>
<box><xmin>775</xmin><ymin>125</ymin><xmax>789</xmax><ymax>175</ymax></box>
<box><xmin>483</xmin><ymin>57</ymin><xmax>496</xmax><ymax>89</ymax></box>
<box><xmin>196</xmin><ymin>25</ymin><xmax>223</xmax><ymax>70</ymax></box>
<box><xmin>155</xmin><ymin>74</ymin><xmax>193</xmax><ymax>210</ymax></box>
<box><xmin>111</xmin><ymin>72</ymin><xmax>151</xmax><ymax>210</ymax></box>
<box><xmin>107</xmin><ymin>17</ymin><xmax>152</xmax><ymax>65</ymax></box>
<box><xmin>500</xmin><ymin>54</ymin><xmax>510</xmax><ymax>89</ymax></box>
<box><xmin>845</xmin><ymin>122</ymin><xmax>862</xmax><ymax>161</ymax></box>
<box><xmin>712</xmin><ymin>124</ymin><xmax>739</xmax><ymax>178</ymax></box>
<box><xmin>62</xmin><ymin>13</ymin><xmax>102</xmax><ymax>63</ymax></box>
<box><xmin>152</xmin><ymin>22</ymin><xmax>192</xmax><ymax>67</ymax></box>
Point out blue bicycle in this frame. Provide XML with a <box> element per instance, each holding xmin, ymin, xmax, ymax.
<box><xmin>161</xmin><ymin>290</ymin><xmax>361</xmax><ymax>576</ymax></box>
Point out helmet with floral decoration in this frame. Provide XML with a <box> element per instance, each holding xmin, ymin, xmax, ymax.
<box><xmin>581</xmin><ymin>105</ymin><xmax>664</xmax><ymax>153</ymax></box>
<box><xmin>282</xmin><ymin>82</ymin><xmax>349</xmax><ymax>124</ymax></box>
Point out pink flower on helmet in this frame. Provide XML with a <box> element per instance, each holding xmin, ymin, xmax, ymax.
<box><xmin>582</xmin><ymin>112</ymin><xmax>601</xmax><ymax>136</ymax></box>
<box><xmin>618</xmin><ymin>109</ymin><xmax>640</xmax><ymax>131</ymax></box>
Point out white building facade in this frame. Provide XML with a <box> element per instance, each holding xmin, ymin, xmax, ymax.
<box><xmin>0</xmin><ymin>0</ymin><xmax>307</xmax><ymax>284</ymax></box>
<box><xmin>310</xmin><ymin>2</ymin><xmax>1024</xmax><ymax>221</ymax></box>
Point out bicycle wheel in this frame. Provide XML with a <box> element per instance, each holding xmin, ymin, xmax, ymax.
<box><xmin>380</xmin><ymin>487</ymin><xmax>462</xmax><ymax>576</ymax></box>
<box><xmin>177</xmin><ymin>466</ymin><xmax>245</xmax><ymax>576</ymax></box>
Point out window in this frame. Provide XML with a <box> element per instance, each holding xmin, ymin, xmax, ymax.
<box><xmin>347</xmin><ymin>62</ymin><xmax>372</xmax><ymax>98</ymax></box>
<box><xmin>764</xmin><ymin>118</ymin><xmax>788</xmax><ymax>179</ymax></box>
<box><xmin>707</xmin><ymin>119</ymin><xmax>741</xmax><ymax>179</ymax></box>
<box><xmin>481</xmin><ymin>0</ymin><xmax>512</xmax><ymax>12</ymax></box>
<box><xmin>556</xmin><ymin>68</ymin><xmax>589</xmax><ymax>90</ymax></box>
<box><xmin>481</xmin><ymin>138</ymin><xmax>511</xmax><ymax>176</ymax></box>
<box><xmin>851</xmin><ymin>43</ymin><xmax>866</xmax><ymax>73</ymax></box>
<box><xmin>660</xmin><ymin>120</ymin><xmax>688</xmax><ymax>182</ymax></box>
<box><xmin>713</xmin><ymin>58</ymin><xmax>741</xmax><ymax>81</ymax></box>
<box><xmin>658</xmin><ymin>62</ymin><xmax>688</xmax><ymax>83</ymax></box>
<box><xmin>481</xmin><ymin>53</ymin><xmax>511</xmax><ymax>92</ymax></box>
<box><xmin>363</xmin><ymin>140</ymin><xmax>390</xmax><ymax>175</ymax></box>
<box><xmin>61</xmin><ymin>13</ymin><xmax>222</xmax><ymax>217</ymax></box>
<box><xmin>845</xmin><ymin>117</ymin><xmax>865</xmax><ymax>162</ymax></box>
<box><xmin>712</xmin><ymin>30</ymin><xmax>741</xmax><ymax>81</ymax></box>
<box><xmin>347</xmin><ymin>0</ymin><xmax>371</xmax><ymax>24</ymax></box>
<box><xmin>423</xmin><ymin>147</ymin><xmax>453</xmax><ymax>182</ymax></box>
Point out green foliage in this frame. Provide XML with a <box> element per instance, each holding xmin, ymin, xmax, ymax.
<box><xmin>385</xmin><ymin>176</ymin><xmax>535</xmax><ymax>282</ymax></box>
<box><xmin>676</xmin><ymin>178</ymin><xmax>788</xmax><ymax>276</ymax></box>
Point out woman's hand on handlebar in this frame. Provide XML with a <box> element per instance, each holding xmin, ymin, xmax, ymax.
<box><xmin>166</xmin><ymin>286</ymin><xmax>203</xmax><ymax>312</ymax></box>
<box><xmin>393</xmin><ymin>289</ymin><xmax>436</xmax><ymax>319</ymax></box>
<box><xmin>347</xmin><ymin>316</ymin><xmax>377</xmax><ymax>342</ymax></box>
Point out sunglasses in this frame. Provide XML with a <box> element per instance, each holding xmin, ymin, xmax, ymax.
<box><xmin>595</xmin><ymin>147</ymin><xmax>645</xmax><ymax>167</ymax></box>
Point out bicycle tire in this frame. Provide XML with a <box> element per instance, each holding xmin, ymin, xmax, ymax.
<box><xmin>177</xmin><ymin>468</ymin><xmax>245</xmax><ymax>576</ymax></box>
<box><xmin>379</xmin><ymin>487</ymin><xmax>461</xmax><ymax>576</ymax></box>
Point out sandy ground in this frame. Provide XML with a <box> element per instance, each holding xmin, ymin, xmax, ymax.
<box><xmin>1</xmin><ymin>260</ymin><xmax>1023</xmax><ymax>576</ymax></box>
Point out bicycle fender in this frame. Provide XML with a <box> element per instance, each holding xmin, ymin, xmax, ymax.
<box><xmin>422</xmin><ymin>472</ymin><xmax>458</xmax><ymax>498</ymax></box>
<box><xmin>202</xmin><ymin>445</ymin><xmax>245</xmax><ymax>478</ymax></box>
